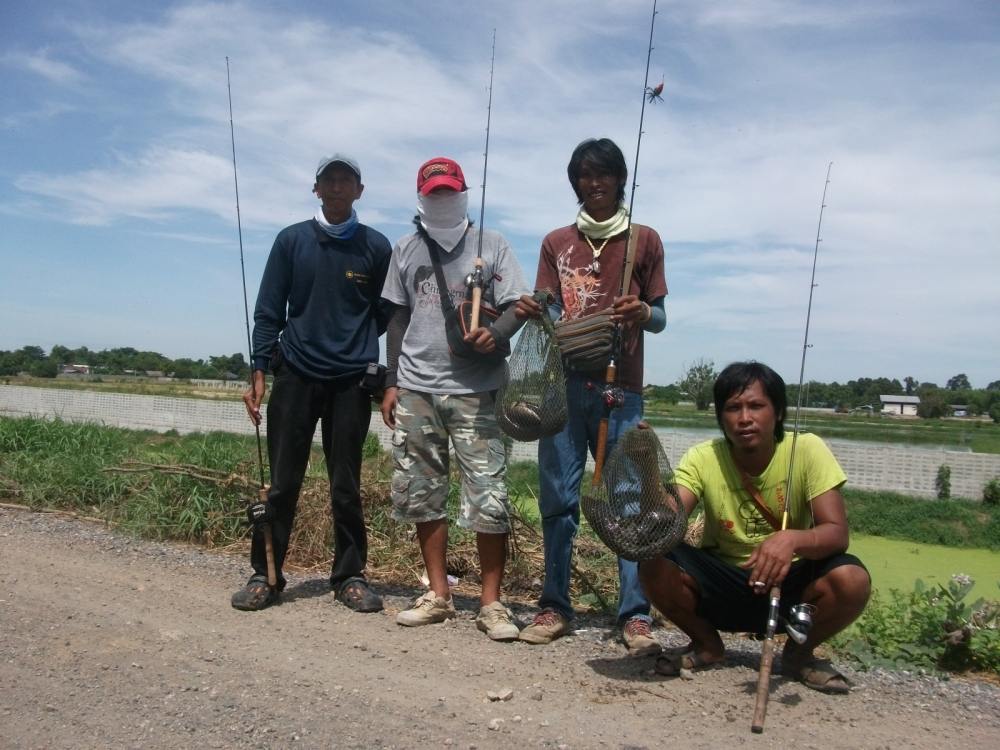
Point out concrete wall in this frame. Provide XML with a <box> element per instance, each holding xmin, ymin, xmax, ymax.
<box><xmin>3</xmin><ymin>384</ymin><xmax>999</xmax><ymax>500</ymax></box>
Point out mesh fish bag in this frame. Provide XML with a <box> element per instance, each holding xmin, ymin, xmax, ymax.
<box><xmin>581</xmin><ymin>426</ymin><xmax>688</xmax><ymax>561</ymax></box>
<box><xmin>495</xmin><ymin>295</ymin><xmax>568</xmax><ymax>441</ymax></box>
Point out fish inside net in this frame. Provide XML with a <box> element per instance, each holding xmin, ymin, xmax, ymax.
<box><xmin>581</xmin><ymin>426</ymin><xmax>688</xmax><ymax>561</ymax></box>
<box><xmin>495</xmin><ymin>295</ymin><xmax>568</xmax><ymax>442</ymax></box>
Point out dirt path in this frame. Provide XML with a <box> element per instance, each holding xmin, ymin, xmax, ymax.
<box><xmin>3</xmin><ymin>506</ymin><xmax>998</xmax><ymax>750</ymax></box>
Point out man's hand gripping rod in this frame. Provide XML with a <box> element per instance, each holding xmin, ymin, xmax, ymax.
<box><xmin>751</xmin><ymin>162</ymin><xmax>832</xmax><ymax>733</ymax></box>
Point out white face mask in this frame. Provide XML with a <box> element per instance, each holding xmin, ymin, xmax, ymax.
<box><xmin>418</xmin><ymin>190</ymin><xmax>469</xmax><ymax>252</ymax></box>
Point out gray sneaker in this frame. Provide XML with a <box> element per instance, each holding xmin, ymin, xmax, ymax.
<box><xmin>475</xmin><ymin>601</ymin><xmax>520</xmax><ymax>641</ymax></box>
<box><xmin>396</xmin><ymin>590</ymin><xmax>456</xmax><ymax>627</ymax></box>
<box><xmin>518</xmin><ymin>609</ymin><xmax>571</xmax><ymax>644</ymax></box>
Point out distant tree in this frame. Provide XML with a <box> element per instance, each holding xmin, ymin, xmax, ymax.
<box><xmin>946</xmin><ymin>373</ymin><xmax>971</xmax><ymax>391</ymax></box>
<box><xmin>49</xmin><ymin>344</ymin><xmax>73</xmax><ymax>365</ymax></box>
<box><xmin>171</xmin><ymin>358</ymin><xmax>198</xmax><ymax>379</ymax></box>
<box><xmin>904</xmin><ymin>376</ymin><xmax>918</xmax><ymax>395</ymax></box>
<box><xmin>19</xmin><ymin>345</ymin><xmax>46</xmax><ymax>362</ymax></box>
<box><xmin>679</xmin><ymin>358</ymin><xmax>717</xmax><ymax>411</ymax></box>
<box><xmin>987</xmin><ymin>380</ymin><xmax>1000</xmax><ymax>391</ymax></box>
<box><xmin>29</xmin><ymin>360</ymin><xmax>58</xmax><ymax>378</ymax></box>
<box><xmin>917</xmin><ymin>389</ymin><xmax>949</xmax><ymax>419</ymax></box>
<box><xmin>990</xmin><ymin>405</ymin><xmax>1000</xmax><ymax>425</ymax></box>
<box><xmin>209</xmin><ymin>353</ymin><xmax>250</xmax><ymax>380</ymax></box>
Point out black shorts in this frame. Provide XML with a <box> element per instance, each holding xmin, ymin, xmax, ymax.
<box><xmin>664</xmin><ymin>543</ymin><xmax>869</xmax><ymax>635</ymax></box>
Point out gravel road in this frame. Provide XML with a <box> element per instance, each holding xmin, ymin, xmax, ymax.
<box><xmin>3</xmin><ymin>506</ymin><xmax>998</xmax><ymax>749</ymax></box>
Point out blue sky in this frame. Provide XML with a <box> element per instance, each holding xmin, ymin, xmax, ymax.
<box><xmin>2</xmin><ymin>0</ymin><xmax>998</xmax><ymax>388</ymax></box>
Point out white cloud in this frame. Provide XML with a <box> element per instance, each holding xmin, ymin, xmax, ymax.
<box><xmin>3</xmin><ymin>1</ymin><xmax>1000</xmax><ymax>385</ymax></box>
<box><xmin>2</xmin><ymin>49</ymin><xmax>85</xmax><ymax>84</ymax></box>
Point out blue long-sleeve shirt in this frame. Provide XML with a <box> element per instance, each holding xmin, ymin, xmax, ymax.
<box><xmin>251</xmin><ymin>219</ymin><xmax>391</xmax><ymax>380</ymax></box>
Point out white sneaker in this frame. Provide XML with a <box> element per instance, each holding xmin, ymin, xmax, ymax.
<box><xmin>396</xmin><ymin>590</ymin><xmax>456</xmax><ymax>627</ymax></box>
<box><xmin>475</xmin><ymin>601</ymin><xmax>520</xmax><ymax>641</ymax></box>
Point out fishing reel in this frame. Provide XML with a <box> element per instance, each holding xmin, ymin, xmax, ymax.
<box><xmin>601</xmin><ymin>383</ymin><xmax>625</xmax><ymax>411</ymax></box>
<box><xmin>246</xmin><ymin>500</ymin><xmax>275</xmax><ymax>528</ymax></box>
<box><xmin>464</xmin><ymin>268</ymin><xmax>485</xmax><ymax>290</ymax></box>
<box><xmin>783</xmin><ymin>603</ymin><xmax>816</xmax><ymax>644</ymax></box>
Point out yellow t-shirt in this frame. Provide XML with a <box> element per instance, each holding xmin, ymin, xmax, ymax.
<box><xmin>673</xmin><ymin>433</ymin><xmax>846</xmax><ymax>567</ymax></box>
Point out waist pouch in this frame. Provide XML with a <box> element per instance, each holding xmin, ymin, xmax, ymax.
<box><xmin>554</xmin><ymin>307</ymin><xmax>615</xmax><ymax>371</ymax></box>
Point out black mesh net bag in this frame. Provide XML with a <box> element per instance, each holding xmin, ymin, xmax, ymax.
<box><xmin>495</xmin><ymin>293</ymin><xmax>568</xmax><ymax>442</ymax></box>
<box><xmin>581</xmin><ymin>426</ymin><xmax>688</xmax><ymax>561</ymax></box>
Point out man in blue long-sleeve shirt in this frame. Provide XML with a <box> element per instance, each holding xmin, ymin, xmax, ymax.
<box><xmin>232</xmin><ymin>154</ymin><xmax>391</xmax><ymax>613</ymax></box>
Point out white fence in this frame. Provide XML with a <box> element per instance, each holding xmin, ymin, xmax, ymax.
<box><xmin>2</xmin><ymin>384</ymin><xmax>998</xmax><ymax>500</ymax></box>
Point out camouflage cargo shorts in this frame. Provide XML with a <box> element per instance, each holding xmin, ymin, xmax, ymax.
<box><xmin>390</xmin><ymin>388</ymin><xmax>511</xmax><ymax>534</ymax></box>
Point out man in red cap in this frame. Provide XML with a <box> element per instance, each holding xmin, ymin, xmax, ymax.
<box><xmin>380</xmin><ymin>157</ymin><xmax>529</xmax><ymax>640</ymax></box>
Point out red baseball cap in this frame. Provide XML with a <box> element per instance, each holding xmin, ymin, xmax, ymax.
<box><xmin>417</xmin><ymin>157</ymin><xmax>467</xmax><ymax>194</ymax></box>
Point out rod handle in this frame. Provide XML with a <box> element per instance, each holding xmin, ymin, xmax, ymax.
<box><xmin>751</xmin><ymin>585</ymin><xmax>781</xmax><ymax>733</ymax></box>
<box><xmin>592</xmin><ymin>418</ymin><xmax>609</xmax><ymax>486</ymax></box>
<box><xmin>470</xmin><ymin>258</ymin><xmax>484</xmax><ymax>330</ymax></box>
<box><xmin>258</xmin><ymin>486</ymin><xmax>278</xmax><ymax>589</ymax></box>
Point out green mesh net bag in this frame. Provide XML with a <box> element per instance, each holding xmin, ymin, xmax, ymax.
<box><xmin>495</xmin><ymin>293</ymin><xmax>568</xmax><ymax>442</ymax></box>
<box><xmin>581</xmin><ymin>426</ymin><xmax>688</xmax><ymax>561</ymax></box>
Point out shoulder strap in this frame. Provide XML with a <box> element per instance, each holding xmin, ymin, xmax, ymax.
<box><xmin>620</xmin><ymin>224</ymin><xmax>642</xmax><ymax>296</ymax></box>
<box><xmin>738</xmin><ymin>471</ymin><xmax>783</xmax><ymax>532</ymax></box>
<box><xmin>422</xmin><ymin>232</ymin><xmax>457</xmax><ymax>315</ymax></box>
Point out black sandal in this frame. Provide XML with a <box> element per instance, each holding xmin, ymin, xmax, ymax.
<box><xmin>231</xmin><ymin>575</ymin><xmax>279</xmax><ymax>611</ymax></box>
<box><xmin>335</xmin><ymin>577</ymin><xmax>384</xmax><ymax>613</ymax></box>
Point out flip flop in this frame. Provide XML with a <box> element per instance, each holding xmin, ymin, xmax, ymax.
<box><xmin>654</xmin><ymin>651</ymin><xmax>723</xmax><ymax>676</ymax></box>
<box><xmin>785</xmin><ymin>657</ymin><xmax>851</xmax><ymax>694</ymax></box>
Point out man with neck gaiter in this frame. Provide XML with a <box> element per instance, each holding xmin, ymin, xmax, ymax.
<box><xmin>380</xmin><ymin>157</ymin><xmax>528</xmax><ymax>641</ymax></box>
<box><xmin>232</xmin><ymin>154</ymin><xmax>391</xmax><ymax>613</ymax></box>
<box><xmin>515</xmin><ymin>138</ymin><xmax>668</xmax><ymax>655</ymax></box>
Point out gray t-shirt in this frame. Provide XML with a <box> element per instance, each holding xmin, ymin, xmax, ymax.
<box><xmin>382</xmin><ymin>226</ymin><xmax>529</xmax><ymax>394</ymax></box>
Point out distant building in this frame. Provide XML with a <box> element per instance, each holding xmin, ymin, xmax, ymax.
<box><xmin>60</xmin><ymin>364</ymin><xmax>90</xmax><ymax>375</ymax></box>
<box><xmin>880</xmin><ymin>394</ymin><xmax>920</xmax><ymax>416</ymax></box>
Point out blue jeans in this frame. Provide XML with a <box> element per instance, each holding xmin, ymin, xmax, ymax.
<box><xmin>537</xmin><ymin>373</ymin><xmax>651</xmax><ymax>624</ymax></box>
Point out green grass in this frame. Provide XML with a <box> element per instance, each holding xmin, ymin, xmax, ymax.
<box><xmin>844</xmin><ymin>488</ymin><xmax>1000</xmax><ymax>550</ymax></box>
<box><xmin>849</xmin><ymin>534</ymin><xmax>1000</xmax><ymax>602</ymax></box>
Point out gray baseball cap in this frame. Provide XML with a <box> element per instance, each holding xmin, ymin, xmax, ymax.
<box><xmin>316</xmin><ymin>153</ymin><xmax>361</xmax><ymax>180</ymax></box>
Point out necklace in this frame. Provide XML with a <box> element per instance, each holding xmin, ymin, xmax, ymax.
<box><xmin>583</xmin><ymin>235</ymin><xmax>610</xmax><ymax>275</ymax></box>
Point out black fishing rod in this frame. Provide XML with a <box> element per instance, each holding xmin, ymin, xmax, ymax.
<box><xmin>226</xmin><ymin>56</ymin><xmax>276</xmax><ymax>591</ymax></box>
<box><xmin>468</xmin><ymin>28</ymin><xmax>497</xmax><ymax>331</ymax></box>
<box><xmin>593</xmin><ymin>0</ymin><xmax>660</xmax><ymax>484</ymax></box>
<box><xmin>751</xmin><ymin>161</ymin><xmax>833</xmax><ymax>734</ymax></box>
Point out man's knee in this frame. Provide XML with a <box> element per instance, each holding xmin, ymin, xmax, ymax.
<box><xmin>817</xmin><ymin>563</ymin><xmax>872</xmax><ymax>606</ymax></box>
<box><xmin>638</xmin><ymin>558</ymin><xmax>686</xmax><ymax>604</ymax></box>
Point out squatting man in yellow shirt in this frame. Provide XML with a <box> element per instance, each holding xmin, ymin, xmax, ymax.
<box><xmin>639</xmin><ymin>361</ymin><xmax>871</xmax><ymax>693</ymax></box>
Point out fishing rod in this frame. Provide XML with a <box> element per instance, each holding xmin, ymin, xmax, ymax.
<box><xmin>226</xmin><ymin>56</ymin><xmax>277</xmax><ymax>591</ymax></box>
<box><xmin>751</xmin><ymin>161</ymin><xmax>833</xmax><ymax>734</ymax></box>
<box><xmin>592</xmin><ymin>0</ymin><xmax>659</xmax><ymax>484</ymax></box>
<box><xmin>468</xmin><ymin>29</ymin><xmax>497</xmax><ymax>331</ymax></box>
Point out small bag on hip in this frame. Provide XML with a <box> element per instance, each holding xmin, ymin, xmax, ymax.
<box><xmin>553</xmin><ymin>226</ymin><xmax>642</xmax><ymax>371</ymax></box>
<box><xmin>444</xmin><ymin>299</ymin><xmax>508</xmax><ymax>362</ymax></box>
<box><xmin>553</xmin><ymin>308</ymin><xmax>616</xmax><ymax>371</ymax></box>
